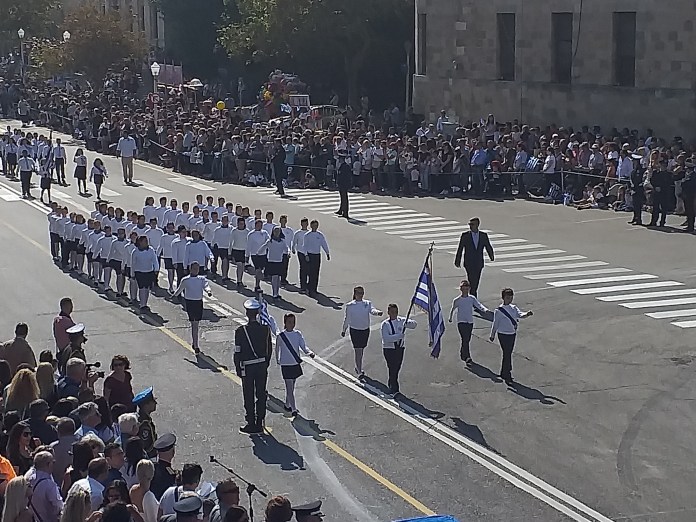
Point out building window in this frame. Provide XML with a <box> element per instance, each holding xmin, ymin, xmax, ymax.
<box><xmin>497</xmin><ymin>13</ymin><xmax>516</xmax><ymax>81</ymax></box>
<box><xmin>552</xmin><ymin>13</ymin><xmax>573</xmax><ymax>84</ymax></box>
<box><xmin>417</xmin><ymin>13</ymin><xmax>427</xmax><ymax>75</ymax></box>
<box><xmin>613</xmin><ymin>12</ymin><xmax>636</xmax><ymax>87</ymax></box>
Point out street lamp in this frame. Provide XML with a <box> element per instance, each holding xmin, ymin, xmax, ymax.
<box><xmin>63</xmin><ymin>30</ymin><xmax>71</xmax><ymax>42</ymax></box>
<box><xmin>150</xmin><ymin>61</ymin><xmax>161</xmax><ymax>125</ymax></box>
<box><xmin>17</xmin><ymin>28</ymin><xmax>25</xmax><ymax>83</ymax></box>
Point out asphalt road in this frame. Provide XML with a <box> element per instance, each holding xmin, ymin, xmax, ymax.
<box><xmin>1</xmin><ymin>119</ymin><xmax>695</xmax><ymax>522</ymax></box>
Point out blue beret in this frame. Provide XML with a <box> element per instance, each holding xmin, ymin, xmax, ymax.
<box><xmin>132</xmin><ymin>386</ymin><xmax>155</xmax><ymax>405</ymax></box>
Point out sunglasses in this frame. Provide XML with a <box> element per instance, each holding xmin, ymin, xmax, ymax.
<box><xmin>22</xmin><ymin>431</ymin><xmax>31</xmax><ymax>437</ymax></box>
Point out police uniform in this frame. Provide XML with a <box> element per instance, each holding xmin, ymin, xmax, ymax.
<box><xmin>234</xmin><ymin>299</ymin><xmax>272</xmax><ymax>434</ymax></box>
<box><xmin>160</xmin><ymin>495</ymin><xmax>202</xmax><ymax>522</ymax></box>
<box><xmin>59</xmin><ymin>323</ymin><xmax>87</xmax><ymax>372</ymax></box>
<box><xmin>151</xmin><ymin>433</ymin><xmax>178</xmax><ymax>500</ymax></box>
<box><xmin>292</xmin><ymin>500</ymin><xmax>324</xmax><ymax>521</ymax></box>
<box><xmin>134</xmin><ymin>387</ymin><xmax>158</xmax><ymax>457</ymax></box>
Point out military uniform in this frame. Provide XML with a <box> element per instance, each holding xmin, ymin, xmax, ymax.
<box><xmin>151</xmin><ymin>433</ymin><xmax>178</xmax><ymax>500</ymax></box>
<box><xmin>292</xmin><ymin>500</ymin><xmax>324</xmax><ymax>521</ymax></box>
<box><xmin>234</xmin><ymin>299</ymin><xmax>272</xmax><ymax>434</ymax></box>
<box><xmin>134</xmin><ymin>387</ymin><xmax>158</xmax><ymax>457</ymax></box>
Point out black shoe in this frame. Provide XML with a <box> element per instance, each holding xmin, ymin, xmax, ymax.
<box><xmin>465</xmin><ymin>357</ymin><xmax>473</xmax><ymax>366</ymax></box>
<box><xmin>334</xmin><ymin>211</ymin><xmax>342</xmax><ymax>215</ymax></box>
<box><xmin>283</xmin><ymin>405</ymin><xmax>292</xmax><ymax>412</ymax></box>
<box><xmin>646</xmin><ymin>222</ymin><xmax>657</xmax><ymax>227</ymax></box>
<box><xmin>358</xmin><ymin>372</ymin><xmax>366</xmax><ymax>382</ymax></box>
<box><xmin>239</xmin><ymin>424</ymin><xmax>257</xmax><ymax>434</ymax></box>
<box><xmin>503</xmin><ymin>376</ymin><xmax>514</xmax><ymax>385</ymax></box>
<box><xmin>193</xmin><ymin>346</ymin><xmax>200</xmax><ymax>354</ymax></box>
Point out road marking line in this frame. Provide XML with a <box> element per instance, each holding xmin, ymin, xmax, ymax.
<box><xmin>494</xmin><ymin>243</ymin><xmax>546</xmax><ymax>252</ymax></box>
<box><xmin>168</xmin><ymin>177</ymin><xmax>215</xmax><ymax>191</ymax></box>
<box><xmin>306</xmin><ymin>202</ymin><xmax>390</xmax><ymax>211</ymax></box>
<box><xmin>490</xmin><ymin>239</ymin><xmax>529</xmax><ymax>245</ymax></box>
<box><xmin>374</xmin><ymin>220</ymin><xmax>459</xmax><ymax>231</ymax></box>
<box><xmin>349</xmin><ymin>208</ymin><xmax>410</xmax><ymax>218</ymax></box>
<box><xmin>572</xmin><ymin>281</ymin><xmax>683</xmax><ymax>295</ymax></box>
<box><xmin>503</xmin><ymin>262</ymin><xmax>609</xmax><ymax>273</ymax></box>
<box><xmin>671</xmin><ymin>320</ymin><xmax>696</xmax><ymax>328</ymax></box>
<box><xmin>100</xmin><ymin>188</ymin><xmax>121</xmax><ymax>197</ymax></box>
<box><xmin>207</xmin><ymin>302</ymin><xmax>232</xmax><ymax>317</ymax></box>
<box><xmin>52</xmin><ymin>189</ymin><xmax>72</xmax><ymax>199</ymax></box>
<box><xmin>489</xmin><ymin>255</ymin><xmax>585</xmax><ymax>267</ymax></box>
<box><xmin>525</xmin><ymin>268</ymin><xmax>631</xmax><ymax>280</ymax></box>
<box><xmin>132</xmin><ymin>180</ymin><xmax>171</xmax><ymax>194</ymax></box>
<box><xmin>306</xmin><ymin>356</ymin><xmax>613</xmax><ymax>522</ymax></box>
<box><xmin>495</xmin><ymin>249</ymin><xmax>565</xmax><ymax>259</ymax></box>
<box><xmin>6</xmin><ymin>221</ymin><xmax>50</xmax><ymax>253</ymax></box>
<box><xmin>361</xmin><ymin>214</ymin><xmax>433</xmax><ymax>225</ymax></box>
<box><xmin>620</xmin><ymin>296</ymin><xmax>696</xmax><ymax>309</ymax></box>
<box><xmin>400</xmin><ymin>229</ymin><xmax>465</xmax><ymax>238</ymax></box>
<box><xmin>549</xmin><ymin>274</ymin><xmax>657</xmax><ymax>287</ymax></box>
<box><xmin>0</xmin><ymin>194</ymin><xmax>21</xmax><ymax>201</ymax></box>
<box><xmin>599</xmin><ymin>289</ymin><xmax>696</xmax><ymax>302</ymax></box>
<box><xmin>646</xmin><ymin>308</ymin><xmax>696</xmax><ymax>319</ymax></box>
<box><xmin>0</xmin><ymin>180</ymin><xmax>53</xmax><ymax>213</ymax></box>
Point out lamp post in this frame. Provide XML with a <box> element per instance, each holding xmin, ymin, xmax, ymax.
<box><xmin>17</xmin><ymin>28</ymin><xmax>25</xmax><ymax>83</ymax></box>
<box><xmin>150</xmin><ymin>61</ymin><xmax>160</xmax><ymax>125</ymax></box>
<box><xmin>404</xmin><ymin>40</ymin><xmax>412</xmax><ymax>111</ymax></box>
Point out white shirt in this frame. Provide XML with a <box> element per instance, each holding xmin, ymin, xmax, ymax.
<box><xmin>291</xmin><ymin>229</ymin><xmax>308</xmax><ymax>254</ymax></box>
<box><xmin>203</xmin><ymin>221</ymin><xmax>220</xmax><ymax>241</ymax></box>
<box><xmin>52</xmin><ymin>145</ymin><xmax>66</xmax><ymax>160</ymax></box>
<box><xmin>450</xmin><ymin>295</ymin><xmax>488</xmax><ymax>324</ymax></box>
<box><xmin>162</xmin><ymin>208</ymin><xmax>182</xmax><ymax>227</ymax></box>
<box><xmin>110</xmin><ymin>217</ymin><xmax>127</xmax><ymax>232</ymax></box>
<box><xmin>247</xmin><ymin>230</ymin><xmax>270</xmax><ymax>257</ymax></box>
<box><xmin>173</xmin><ymin>274</ymin><xmax>211</xmax><ymax>300</ymax></box>
<box><xmin>160</xmin><ymin>233</ymin><xmax>177</xmax><ymax>259</ymax></box>
<box><xmin>342</xmin><ymin>299</ymin><xmax>382</xmax><ymax>332</ymax></box>
<box><xmin>146</xmin><ymin>228</ymin><xmax>164</xmax><ymax>254</ymax></box>
<box><xmin>212</xmin><ymin>225</ymin><xmax>232</xmax><ymax>249</ymax></box>
<box><xmin>96</xmin><ymin>234</ymin><xmax>116</xmax><ymax>259</ymax></box>
<box><xmin>188</xmin><ymin>215</ymin><xmax>204</xmax><ymax>233</ymax></box>
<box><xmin>380</xmin><ymin>317</ymin><xmax>417</xmax><ymax>349</ymax></box>
<box><xmin>171</xmin><ymin>236</ymin><xmax>189</xmax><ymax>264</ymax></box>
<box><xmin>143</xmin><ymin>205</ymin><xmax>158</xmax><ymax>223</ymax></box>
<box><xmin>87</xmin><ymin>231</ymin><xmax>103</xmax><ymax>253</ymax></box>
<box><xmin>542</xmin><ymin>154</ymin><xmax>556</xmax><ymax>174</ymax></box>
<box><xmin>280</xmin><ymin>226</ymin><xmax>294</xmax><ymax>253</ymax></box>
<box><xmin>140</xmin><ymin>490</ymin><xmax>159</xmax><ymax>522</ymax></box>
<box><xmin>175</xmin><ymin>212</ymin><xmax>191</xmax><ymax>228</ymax></box>
<box><xmin>259</xmin><ymin>238</ymin><xmax>286</xmax><ymax>262</ymax></box>
<box><xmin>68</xmin><ymin>477</ymin><xmax>104</xmax><ymax>511</ymax></box>
<box><xmin>131</xmin><ymin>247</ymin><xmax>160</xmax><ymax>272</ymax></box>
<box><xmin>229</xmin><ymin>228</ymin><xmax>249</xmax><ymax>252</ymax></box>
<box><xmin>74</xmin><ymin>155</ymin><xmax>87</xmax><ymax>167</ymax></box>
<box><xmin>303</xmin><ymin>231</ymin><xmax>330</xmax><ymax>255</ymax></box>
<box><xmin>617</xmin><ymin>157</ymin><xmax>633</xmax><ymax>180</ymax></box>
<box><xmin>116</xmin><ymin>136</ymin><xmax>137</xmax><ymax>157</ymax></box>
<box><xmin>490</xmin><ymin>304</ymin><xmax>525</xmax><ymax>336</ymax></box>
<box><xmin>262</xmin><ymin>222</ymin><xmax>278</xmax><ymax>236</ymax></box>
<box><xmin>183</xmin><ymin>240</ymin><xmax>213</xmax><ymax>268</ymax></box>
<box><xmin>124</xmin><ymin>243</ymin><xmax>137</xmax><ymax>267</ymax></box>
<box><xmin>107</xmin><ymin>238</ymin><xmax>129</xmax><ymax>263</ymax></box>
<box><xmin>276</xmin><ymin>329</ymin><xmax>312</xmax><ymax>365</ymax></box>
<box><xmin>155</xmin><ymin>205</ymin><xmax>170</xmax><ymax>227</ymax></box>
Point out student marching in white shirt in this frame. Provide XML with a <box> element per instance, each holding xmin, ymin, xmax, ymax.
<box><xmin>175</xmin><ymin>202</ymin><xmax>192</xmax><ymax>229</ymax></box>
<box><xmin>96</xmin><ymin>226</ymin><xmax>116</xmax><ymax>290</ymax></box>
<box><xmin>154</xmin><ymin>196</ymin><xmax>169</xmax><ymax>228</ymax></box>
<box><xmin>145</xmin><ymin>218</ymin><xmax>164</xmax><ymax>257</ymax></box>
<box><xmin>262</xmin><ymin>211</ymin><xmax>278</xmax><ymax>237</ymax></box>
<box><xmin>257</xmin><ymin>226</ymin><xmax>286</xmax><ymax>299</ymax></box>
<box><xmin>90</xmin><ymin>158</ymin><xmax>107</xmax><ymax>200</ymax></box>
<box><xmin>489</xmin><ymin>287</ymin><xmax>533</xmax><ymax>384</ymax></box>
<box><xmin>291</xmin><ymin>218</ymin><xmax>309</xmax><ymax>292</ymax></box>
<box><xmin>448</xmin><ymin>279</ymin><xmax>489</xmax><ymax>365</ymax></box>
<box><xmin>130</xmin><ymin>236</ymin><xmax>160</xmax><ymax>311</ymax></box>
<box><xmin>303</xmin><ymin>220</ymin><xmax>330</xmax><ymax>297</ymax></box>
<box><xmin>380</xmin><ymin>303</ymin><xmax>417</xmax><ymax>397</ymax></box>
<box><xmin>183</xmin><ymin>230</ymin><xmax>213</xmax><ymax>273</ymax></box>
<box><xmin>341</xmin><ymin>286</ymin><xmax>382</xmax><ymax>380</ymax></box>
<box><xmin>212</xmin><ymin>215</ymin><xmax>232</xmax><ymax>281</ymax></box>
<box><xmin>88</xmin><ymin>222</ymin><xmax>105</xmax><ymax>285</ymax></box>
<box><xmin>159</xmin><ymin>223</ymin><xmax>178</xmax><ymax>293</ymax></box>
<box><xmin>162</xmin><ymin>199</ymin><xmax>181</xmax><ymax>228</ymax></box>
<box><xmin>203</xmin><ymin>212</ymin><xmax>220</xmax><ymax>274</ymax></box>
<box><xmin>246</xmin><ymin>220</ymin><xmax>270</xmax><ymax>293</ymax></box>
<box><xmin>142</xmin><ymin>197</ymin><xmax>157</xmax><ymax>224</ymax></box>
<box><xmin>124</xmin><ymin>231</ymin><xmax>139</xmax><ymax>302</ymax></box>
<box><xmin>276</xmin><ymin>313</ymin><xmax>315</xmax><ymax>415</ymax></box>
<box><xmin>229</xmin><ymin>217</ymin><xmax>249</xmax><ymax>288</ymax></box>
<box><xmin>171</xmin><ymin>226</ymin><xmax>190</xmax><ymax>287</ymax></box>
<box><xmin>72</xmin><ymin>216</ymin><xmax>88</xmax><ymax>273</ymax></box>
<box><xmin>173</xmin><ymin>262</ymin><xmax>212</xmax><ymax>354</ymax></box>
<box><xmin>278</xmin><ymin>215</ymin><xmax>294</xmax><ymax>285</ymax></box>
<box><xmin>106</xmin><ymin>228</ymin><xmax>128</xmax><ymax>296</ymax></box>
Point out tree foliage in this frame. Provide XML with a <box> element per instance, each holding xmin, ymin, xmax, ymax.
<box><xmin>0</xmin><ymin>0</ymin><xmax>59</xmax><ymax>41</ymax></box>
<box><xmin>219</xmin><ymin>0</ymin><xmax>413</xmax><ymax>105</ymax></box>
<box><xmin>32</xmin><ymin>2</ymin><xmax>147</xmax><ymax>81</ymax></box>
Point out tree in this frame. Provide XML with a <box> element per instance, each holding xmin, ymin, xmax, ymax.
<box><xmin>32</xmin><ymin>2</ymin><xmax>148</xmax><ymax>81</ymax></box>
<box><xmin>0</xmin><ymin>0</ymin><xmax>58</xmax><ymax>42</ymax></box>
<box><xmin>219</xmin><ymin>0</ymin><xmax>413</xmax><ymax>106</ymax></box>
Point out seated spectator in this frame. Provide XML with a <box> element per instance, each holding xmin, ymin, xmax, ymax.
<box><xmin>129</xmin><ymin>459</ymin><xmax>159</xmax><ymax>522</ymax></box>
<box><xmin>61</xmin><ymin>439</ymin><xmax>92</xmax><ymax>498</ymax></box>
<box><xmin>74</xmin><ymin>402</ymin><xmax>101</xmax><ymax>438</ymax></box>
<box><xmin>0</xmin><ymin>323</ymin><xmax>36</xmax><ymax>375</ymax></box>
<box><xmin>25</xmin><ymin>450</ymin><xmax>63</xmax><ymax>522</ymax></box>
<box><xmin>103</xmin><ymin>355</ymin><xmax>134</xmax><ymax>410</ymax></box>
<box><xmin>28</xmin><ymin>399</ymin><xmax>58</xmax><ymax>445</ymax></box>
<box><xmin>49</xmin><ymin>417</ymin><xmax>76</xmax><ymax>484</ymax></box>
<box><xmin>4</xmin><ymin>369</ymin><xmax>40</xmax><ymax>417</ymax></box>
<box><xmin>68</xmin><ymin>457</ymin><xmax>109</xmax><ymax>511</ymax></box>
<box><xmin>210</xmin><ymin>478</ymin><xmax>240</xmax><ymax>522</ymax></box>
<box><xmin>6</xmin><ymin>421</ymin><xmax>34</xmax><ymax>475</ymax></box>
<box><xmin>157</xmin><ymin>463</ymin><xmax>203</xmax><ymax>517</ymax></box>
<box><xmin>36</xmin><ymin>362</ymin><xmax>58</xmax><ymax>407</ymax></box>
<box><xmin>116</xmin><ymin>412</ymin><xmax>139</xmax><ymax>447</ymax></box>
<box><xmin>2</xmin><ymin>476</ymin><xmax>33</xmax><ymax>522</ymax></box>
<box><xmin>103</xmin><ymin>442</ymin><xmax>125</xmax><ymax>486</ymax></box>
<box><xmin>60</xmin><ymin>488</ymin><xmax>92</xmax><ymax>522</ymax></box>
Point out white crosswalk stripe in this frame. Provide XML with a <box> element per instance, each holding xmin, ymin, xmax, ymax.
<box><xmin>0</xmin><ymin>194</ymin><xmax>21</xmax><ymax>201</ymax></box>
<box><xmin>100</xmin><ymin>188</ymin><xmax>122</xmax><ymax>197</ymax></box>
<box><xmin>350</xmin><ymin>208</ymin><xmax>409</xmax><ymax>217</ymax></box>
<box><xmin>598</xmin><ymin>289</ymin><xmax>696</xmax><ymax>302</ymax></box>
<box><xmin>494</xmin><ymin>243</ymin><xmax>546</xmax><ymax>252</ymax></box>
<box><xmin>307</xmin><ymin>201</ymin><xmax>389</xmax><ymax>211</ymax></box>
<box><xmin>374</xmin><ymin>220</ymin><xmax>459</xmax><ymax>231</ymax></box>
<box><xmin>133</xmin><ymin>180</ymin><xmax>170</xmax><ymax>193</ymax></box>
<box><xmin>489</xmin><ymin>255</ymin><xmax>586</xmax><ymax>267</ymax></box>
<box><xmin>646</xmin><ymin>309</ymin><xmax>696</xmax><ymax>319</ymax></box>
<box><xmin>52</xmin><ymin>189</ymin><xmax>72</xmax><ymax>199</ymax></box>
<box><xmin>672</xmin><ymin>320</ymin><xmax>696</xmax><ymax>328</ymax></box>
<box><xmin>360</xmin><ymin>213</ymin><xmax>432</xmax><ymax>225</ymax></box>
<box><xmin>489</xmin><ymin>239</ymin><xmax>529</xmax><ymax>246</ymax></box>
<box><xmin>525</xmin><ymin>268</ymin><xmax>631</xmax><ymax>280</ymax></box>
<box><xmin>620</xmin><ymin>297</ymin><xmax>696</xmax><ymax>309</ymax></box>
<box><xmin>168</xmin><ymin>177</ymin><xmax>215</xmax><ymax>191</ymax></box>
<box><xmin>503</xmin><ymin>262</ymin><xmax>609</xmax><ymax>273</ymax></box>
<box><xmin>548</xmin><ymin>274</ymin><xmax>657</xmax><ymax>287</ymax></box>
<box><xmin>403</xmin><ymin>229</ymin><xmax>466</xmax><ymax>239</ymax></box>
<box><xmin>494</xmin><ymin>249</ymin><xmax>565</xmax><ymax>259</ymax></box>
<box><xmin>572</xmin><ymin>281</ymin><xmax>683</xmax><ymax>295</ymax></box>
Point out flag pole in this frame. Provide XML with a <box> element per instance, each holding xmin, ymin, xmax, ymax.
<box><xmin>404</xmin><ymin>241</ymin><xmax>435</xmax><ymax>325</ymax></box>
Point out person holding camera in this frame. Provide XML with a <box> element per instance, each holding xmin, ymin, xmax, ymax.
<box><xmin>57</xmin><ymin>358</ymin><xmax>100</xmax><ymax>401</ymax></box>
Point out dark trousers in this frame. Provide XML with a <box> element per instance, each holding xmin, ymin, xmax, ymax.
<box><xmin>209</xmin><ymin>244</ymin><xmax>218</xmax><ymax>272</ymax></box>
<box><xmin>464</xmin><ymin>265</ymin><xmax>483</xmax><ymax>297</ymax></box>
<box><xmin>650</xmin><ymin>191</ymin><xmax>668</xmax><ymax>226</ymax></box>
<box><xmin>61</xmin><ymin>239</ymin><xmax>71</xmax><ymax>267</ymax></box>
<box><xmin>175</xmin><ymin>263</ymin><xmax>188</xmax><ymax>285</ymax></box>
<box><xmin>241</xmin><ymin>365</ymin><xmax>268</xmax><ymax>426</ymax></box>
<box><xmin>19</xmin><ymin>170</ymin><xmax>32</xmax><ymax>196</ymax></box>
<box><xmin>55</xmin><ymin>158</ymin><xmax>65</xmax><ymax>182</ymax></box>
<box><xmin>281</xmin><ymin>253</ymin><xmax>289</xmax><ymax>282</ymax></box>
<box><xmin>498</xmin><ymin>333</ymin><xmax>516</xmax><ymax>381</ymax></box>
<box><xmin>683</xmin><ymin>193</ymin><xmax>695</xmax><ymax>231</ymax></box>
<box><xmin>307</xmin><ymin>253</ymin><xmax>321</xmax><ymax>294</ymax></box>
<box><xmin>338</xmin><ymin>188</ymin><xmax>349</xmax><ymax>216</ymax></box>
<box><xmin>274</xmin><ymin>164</ymin><xmax>285</xmax><ymax>195</ymax></box>
<box><xmin>50</xmin><ymin>232</ymin><xmax>60</xmax><ymax>259</ymax></box>
<box><xmin>457</xmin><ymin>322</ymin><xmax>474</xmax><ymax>361</ymax></box>
<box><xmin>298</xmin><ymin>253</ymin><xmax>309</xmax><ymax>290</ymax></box>
<box><xmin>632</xmin><ymin>191</ymin><xmax>644</xmax><ymax>224</ymax></box>
<box><xmin>383</xmin><ymin>347</ymin><xmax>405</xmax><ymax>394</ymax></box>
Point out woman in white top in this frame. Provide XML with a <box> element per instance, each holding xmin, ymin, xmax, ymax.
<box><xmin>341</xmin><ymin>286</ymin><xmax>382</xmax><ymax>380</ymax></box>
<box><xmin>172</xmin><ymin>262</ymin><xmax>212</xmax><ymax>354</ymax></box>
<box><xmin>90</xmin><ymin>158</ymin><xmax>108</xmax><ymax>200</ymax></box>
<box><xmin>276</xmin><ymin>313</ymin><xmax>314</xmax><ymax>415</ymax></box>
<box><xmin>130</xmin><ymin>235</ymin><xmax>160</xmax><ymax>311</ymax></box>
<box><xmin>73</xmin><ymin>148</ymin><xmax>88</xmax><ymax>194</ymax></box>
<box><xmin>129</xmin><ymin>459</ymin><xmax>160</xmax><ymax>522</ymax></box>
<box><xmin>229</xmin><ymin>217</ymin><xmax>248</xmax><ymax>287</ymax></box>
<box><xmin>124</xmin><ymin>232</ymin><xmax>139</xmax><ymax>302</ymax></box>
<box><xmin>257</xmin><ymin>226</ymin><xmax>285</xmax><ymax>299</ymax></box>
<box><xmin>39</xmin><ymin>153</ymin><xmax>52</xmax><ymax>204</ymax></box>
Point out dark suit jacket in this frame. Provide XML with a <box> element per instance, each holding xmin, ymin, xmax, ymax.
<box><xmin>454</xmin><ymin>231</ymin><xmax>495</xmax><ymax>269</ymax></box>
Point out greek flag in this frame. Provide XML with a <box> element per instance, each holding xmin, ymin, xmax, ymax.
<box><xmin>411</xmin><ymin>257</ymin><xmax>446</xmax><ymax>358</ymax></box>
<box><xmin>258</xmin><ymin>297</ymin><xmax>279</xmax><ymax>335</ymax></box>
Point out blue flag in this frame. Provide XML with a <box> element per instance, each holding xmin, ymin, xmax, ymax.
<box><xmin>411</xmin><ymin>256</ymin><xmax>446</xmax><ymax>358</ymax></box>
<box><xmin>258</xmin><ymin>297</ymin><xmax>279</xmax><ymax>335</ymax></box>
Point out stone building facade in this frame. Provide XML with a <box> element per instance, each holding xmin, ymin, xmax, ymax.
<box><xmin>412</xmin><ymin>0</ymin><xmax>696</xmax><ymax>139</ymax></box>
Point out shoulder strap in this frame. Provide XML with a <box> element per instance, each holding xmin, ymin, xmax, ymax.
<box><xmin>279</xmin><ymin>332</ymin><xmax>302</xmax><ymax>365</ymax></box>
<box><xmin>242</xmin><ymin>326</ymin><xmax>260</xmax><ymax>359</ymax></box>
<box><xmin>497</xmin><ymin>306</ymin><xmax>518</xmax><ymax>331</ymax></box>
<box><xmin>29</xmin><ymin>478</ymin><xmax>50</xmax><ymax>522</ymax></box>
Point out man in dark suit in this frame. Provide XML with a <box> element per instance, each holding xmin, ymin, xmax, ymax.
<box><xmin>335</xmin><ymin>153</ymin><xmax>352</xmax><ymax>218</ymax></box>
<box><xmin>454</xmin><ymin>217</ymin><xmax>495</xmax><ymax>296</ymax></box>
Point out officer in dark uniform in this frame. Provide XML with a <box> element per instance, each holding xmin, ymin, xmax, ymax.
<box><xmin>59</xmin><ymin>323</ymin><xmax>88</xmax><ymax>373</ymax></box>
<box><xmin>151</xmin><ymin>433</ymin><xmax>178</xmax><ymax>500</ymax></box>
<box><xmin>335</xmin><ymin>153</ymin><xmax>351</xmax><ymax>218</ymax></box>
<box><xmin>648</xmin><ymin>157</ymin><xmax>672</xmax><ymax>227</ymax></box>
<box><xmin>133</xmin><ymin>387</ymin><xmax>158</xmax><ymax>457</ymax></box>
<box><xmin>678</xmin><ymin>160</ymin><xmax>696</xmax><ymax>232</ymax></box>
<box><xmin>292</xmin><ymin>500</ymin><xmax>324</xmax><ymax>521</ymax></box>
<box><xmin>161</xmin><ymin>494</ymin><xmax>202</xmax><ymax>522</ymax></box>
<box><xmin>234</xmin><ymin>299</ymin><xmax>272</xmax><ymax>434</ymax></box>
<box><xmin>628</xmin><ymin>153</ymin><xmax>645</xmax><ymax>226</ymax></box>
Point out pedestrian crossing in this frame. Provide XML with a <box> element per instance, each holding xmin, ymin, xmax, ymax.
<box><xmin>255</xmin><ymin>186</ymin><xmax>696</xmax><ymax>330</ymax></box>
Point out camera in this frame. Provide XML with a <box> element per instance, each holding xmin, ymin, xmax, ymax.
<box><xmin>86</xmin><ymin>362</ymin><xmax>105</xmax><ymax>379</ymax></box>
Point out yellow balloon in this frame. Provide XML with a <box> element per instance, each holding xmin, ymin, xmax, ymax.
<box><xmin>216</xmin><ymin>101</ymin><xmax>225</xmax><ymax>110</ymax></box>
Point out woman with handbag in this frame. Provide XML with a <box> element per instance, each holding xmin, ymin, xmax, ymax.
<box><xmin>276</xmin><ymin>313</ymin><xmax>314</xmax><ymax>416</ymax></box>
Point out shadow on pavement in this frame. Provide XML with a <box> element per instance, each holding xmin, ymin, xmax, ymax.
<box><xmin>507</xmin><ymin>381</ymin><xmax>566</xmax><ymax>405</ymax></box>
<box><xmin>251</xmin><ymin>433</ymin><xmax>305</xmax><ymax>471</ymax></box>
<box><xmin>291</xmin><ymin>415</ymin><xmax>336</xmax><ymax>441</ymax></box>
<box><xmin>313</xmin><ymin>293</ymin><xmax>342</xmax><ymax>310</ymax></box>
<box><xmin>450</xmin><ymin>416</ymin><xmax>498</xmax><ymax>453</ymax></box>
<box><xmin>466</xmin><ymin>362</ymin><xmax>503</xmax><ymax>384</ymax></box>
